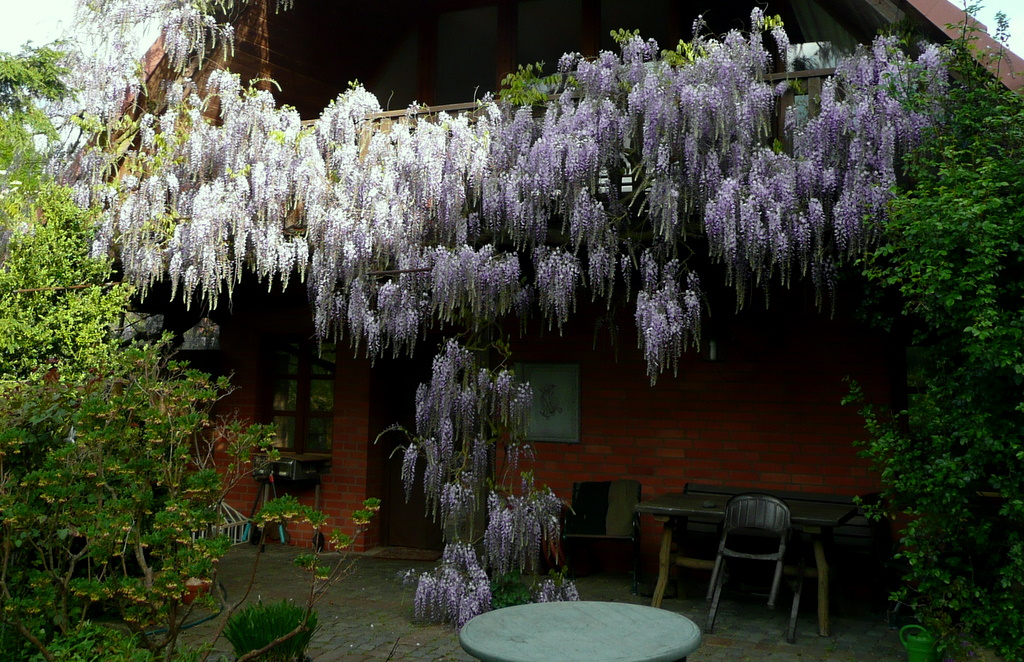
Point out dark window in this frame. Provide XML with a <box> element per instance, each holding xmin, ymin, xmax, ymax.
<box><xmin>268</xmin><ymin>340</ymin><xmax>336</xmax><ymax>453</ymax></box>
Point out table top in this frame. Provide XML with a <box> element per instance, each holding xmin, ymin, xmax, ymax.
<box><xmin>458</xmin><ymin>601</ymin><xmax>701</xmax><ymax>662</ymax></box>
<box><xmin>635</xmin><ymin>492</ymin><xmax>857</xmax><ymax>528</ymax></box>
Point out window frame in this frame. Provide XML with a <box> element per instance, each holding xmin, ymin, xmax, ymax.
<box><xmin>266</xmin><ymin>338</ymin><xmax>337</xmax><ymax>455</ymax></box>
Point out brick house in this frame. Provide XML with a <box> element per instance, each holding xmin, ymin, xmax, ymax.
<box><xmin>132</xmin><ymin>0</ymin><xmax>1019</xmax><ymax>565</ymax></box>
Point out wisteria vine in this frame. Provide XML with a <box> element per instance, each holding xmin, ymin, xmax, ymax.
<box><xmin>388</xmin><ymin>336</ymin><xmax>566</xmax><ymax>627</ymax></box>
<box><xmin>52</xmin><ymin>0</ymin><xmax>949</xmax><ymax>628</ymax></box>
<box><xmin>59</xmin><ymin>7</ymin><xmax>947</xmax><ymax>382</ymax></box>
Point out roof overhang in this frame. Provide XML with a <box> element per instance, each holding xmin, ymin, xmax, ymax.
<box><xmin>901</xmin><ymin>0</ymin><xmax>1024</xmax><ymax>90</ymax></box>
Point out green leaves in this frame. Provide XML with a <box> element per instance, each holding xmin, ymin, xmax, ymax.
<box><xmin>0</xmin><ymin>339</ymin><xmax>274</xmax><ymax>658</ymax></box>
<box><xmin>0</xmin><ymin>45</ymin><xmax>69</xmax><ymax>196</ymax></box>
<box><xmin>223</xmin><ymin>600</ymin><xmax>318</xmax><ymax>662</ymax></box>
<box><xmin>498</xmin><ymin>62</ymin><xmax>565</xmax><ymax>106</ymax></box>
<box><xmin>857</xmin><ymin>31</ymin><xmax>1024</xmax><ymax>661</ymax></box>
<box><xmin>0</xmin><ymin>186</ymin><xmax>130</xmax><ymax>383</ymax></box>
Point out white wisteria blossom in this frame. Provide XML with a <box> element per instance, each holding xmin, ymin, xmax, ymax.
<box><xmin>51</xmin><ymin>0</ymin><xmax>949</xmax><ymax>628</ymax></box>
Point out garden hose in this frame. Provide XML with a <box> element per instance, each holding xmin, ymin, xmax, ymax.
<box><xmin>143</xmin><ymin>581</ymin><xmax>226</xmax><ymax>636</ymax></box>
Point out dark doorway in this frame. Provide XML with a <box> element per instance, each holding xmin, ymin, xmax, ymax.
<box><xmin>371</xmin><ymin>352</ymin><xmax>444</xmax><ymax>550</ymax></box>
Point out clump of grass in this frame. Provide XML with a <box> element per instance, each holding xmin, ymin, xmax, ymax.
<box><xmin>223</xmin><ymin>600</ymin><xmax>319</xmax><ymax>661</ymax></box>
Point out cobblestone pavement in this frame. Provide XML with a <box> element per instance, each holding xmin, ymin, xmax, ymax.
<box><xmin>179</xmin><ymin>544</ymin><xmax>906</xmax><ymax>661</ymax></box>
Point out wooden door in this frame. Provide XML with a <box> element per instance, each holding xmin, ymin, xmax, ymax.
<box><xmin>372</xmin><ymin>354</ymin><xmax>443</xmax><ymax>550</ymax></box>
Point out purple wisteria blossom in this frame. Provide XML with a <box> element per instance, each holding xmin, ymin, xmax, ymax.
<box><xmin>483</xmin><ymin>473</ymin><xmax>564</xmax><ymax>576</ymax></box>
<box><xmin>635</xmin><ymin>254</ymin><xmax>702</xmax><ymax>381</ymax></box>
<box><xmin>413</xmin><ymin>542</ymin><xmax>492</xmax><ymax>630</ymax></box>
<box><xmin>398</xmin><ymin>338</ymin><xmax>578</xmax><ymax>627</ymax></box>
<box><xmin>55</xmin><ymin>1</ymin><xmax>949</xmax><ymax>628</ymax></box>
<box><xmin>533</xmin><ymin>577</ymin><xmax>581</xmax><ymax>603</ymax></box>
<box><xmin>64</xmin><ymin>9</ymin><xmax>946</xmax><ymax>381</ymax></box>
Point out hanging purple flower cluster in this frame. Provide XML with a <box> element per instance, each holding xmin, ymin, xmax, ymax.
<box><xmin>483</xmin><ymin>473</ymin><xmax>564</xmax><ymax>576</ymax></box>
<box><xmin>62</xmin><ymin>6</ymin><xmax>946</xmax><ymax>385</ymax></box>
<box><xmin>532</xmin><ymin>577</ymin><xmax>582</xmax><ymax>603</ymax></box>
<box><xmin>400</xmin><ymin>338</ymin><xmax>578</xmax><ymax>627</ymax></box>
<box><xmin>413</xmin><ymin>542</ymin><xmax>492</xmax><ymax>630</ymax></box>
<box><xmin>406</xmin><ymin>339</ymin><xmax>532</xmax><ymax>530</ymax></box>
<box><xmin>533</xmin><ymin>246</ymin><xmax>581</xmax><ymax>331</ymax></box>
<box><xmin>783</xmin><ymin>36</ymin><xmax>947</xmax><ymax>296</ymax></box>
<box><xmin>635</xmin><ymin>253</ymin><xmax>702</xmax><ymax>381</ymax></box>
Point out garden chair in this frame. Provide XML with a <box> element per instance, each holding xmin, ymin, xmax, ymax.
<box><xmin>563</xmin><ymin>479</ymin><xmax>642</xmax><ymax>594</ymax></box>
<box><xmin>705</xmin><ymin>492</ymin><xmax>804</xmax><ymax>642</ymax></box>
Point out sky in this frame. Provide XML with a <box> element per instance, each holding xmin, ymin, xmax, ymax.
<box><xmin>0</xmin><ymin>0</ymin><xmax>1022</xmax><ymax>65</ymax></box>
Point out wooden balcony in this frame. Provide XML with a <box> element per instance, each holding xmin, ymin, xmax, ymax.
<box><xmin>766</xmin><ymin>68</ymin><xmax>836</xmax><ymax>141</ymax></box>
<box><xmin>302</xmin><ymin>68</ymin><xmax>835</xmax><ymax>143</ymax></box>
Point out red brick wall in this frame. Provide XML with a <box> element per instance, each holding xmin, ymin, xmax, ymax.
<box><xmin>212</xmin><ymin>294</ymin><xmax>381</xmax><ymax>551</ymax></box>
<box><xmin>206</xmin><ymin>283</ymin><xmax>895</xmax><ymax>564</ymax></box>
<box><xmin>509</xmin><ymin>292</ymin><xmax>894</xmax><ymax>568</ymax></box>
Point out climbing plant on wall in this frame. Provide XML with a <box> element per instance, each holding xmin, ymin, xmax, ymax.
<box><xmin>57</xmin><ymin>7</ymin><xmax>945</xmax><ymax>385</ymax></box>
<box><xmin>855</xmin><ymin>14</ymin><xmax>1024</xmax><ymax>660</ymax></box>
<box><xmin>48</xmin><ymin>0</ymin><xmax>950</xmax><ymax>628</ymax></box>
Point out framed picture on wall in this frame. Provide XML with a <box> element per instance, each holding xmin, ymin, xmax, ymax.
<box><xmin>519</xmin><ymin>363</ymin><xmax>580</xmax><ymax>443</ymax></box>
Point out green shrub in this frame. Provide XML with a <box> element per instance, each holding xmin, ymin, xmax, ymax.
<box><xmin>223</xmin><ymin>600</ymin><xmax>318</xmax><ymax>662</ymax></box>
<box><xmin>0</xmin><ymin>623</ymin><xmax>31</xmax><ymax>660</ymax></box>
<box><xmin>28</xmin><ymin>622</ymin><xmax>154</xmax><ymax>662</ymax></box>
<box><xmin>856</xmin><ymin>17</ymin><xmax>1024</xmax><ymax>660</ymax></box>
<box><xmin>490</xmin><ymin>570</ymin><xmax>533</xmax><ymax>609</ymax></box>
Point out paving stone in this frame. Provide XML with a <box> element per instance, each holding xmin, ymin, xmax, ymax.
<box><xmin>178</xmin><ymin>545</ymin><xmax>904</xmax><ymax>661</ymax></box>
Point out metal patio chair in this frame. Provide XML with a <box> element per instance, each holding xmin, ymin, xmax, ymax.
<box><xmin>705</xmin><ymin>493</ymin><xmax>804</xmax><ymax>642</ymax></box>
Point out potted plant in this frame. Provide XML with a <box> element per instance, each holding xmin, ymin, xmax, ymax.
<box><xmin>183</xmin><ymin>577</ymin><xmax>213</xmax><ymax>605</ymax></box>
<box><xmin>223</xmin><ymin>600</ymin><xmax>319</xmax><ymax>662</ymax></box>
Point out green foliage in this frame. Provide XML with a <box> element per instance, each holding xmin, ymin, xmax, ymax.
<box><xmin>498</xmin><ymin>62</ymin><xmax>563</xmax><ymax>106</ymax></box>
<box><xmin>609</xmin><ymin>28</ymin><xmax>641</xmax><ymax>45</ymax></box>
<box><xmin>0</xmin><ymin>340</ymin><xmax>274</xmax><ymax>659</ymax></box>
<box><xmin>489</xmin><ymin>570</ymin><xmax>532</xmax><ymax>609</ymax></box>
<box><xmin>27</xmin><ymin>622</ymin><xmax>155</xmax><ymax>662</ymax></box>
<box><xmin>0</xmin><ymin>186</ymin><xmax>131</xmax><ymax>382</ymax></box>
<box><xmin>662</xmin><ymin>39</ymin><xmax>708</xmax><ymax>67</ymax></box>
<box><xmin>856</xmin><ymin>20</ymin><xmax>1024</xmax><ymax>661</ymax></box>
<box><xmin>662</xmin><ymin>14</ymin><xmax>781</xmax><ymax>67</ymax></box>
<box><xmin>223</xmin><ymin>601</ymin><xmax>317</xmax><ymax>662</ymax></box>
<box><xmin>0</xmin><ymin>45</ymin><xmax>69</xmax><ymax>194</ymax></box>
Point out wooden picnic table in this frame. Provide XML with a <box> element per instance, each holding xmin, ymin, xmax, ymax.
<box><xmin>636</xmin><ymin>492</ymin><xmax>858</xmax><ymax>636</ymax></box>
<box><xmin>458</xmin><ymin>601</ymin><xmax>701</xmax><ymax>662</ymax></box>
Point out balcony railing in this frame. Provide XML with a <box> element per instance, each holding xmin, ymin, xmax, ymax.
<box><xmin>300</xmin><ymin>69</ymin><xmax>836</xmax><ymax>166</ymax></box>
<box><xmin>357</xmin><ymin>67</ymin><xmax>833</xmax><ymax>139</ymax></box>
<box><xmin>766</xmin><ymin>68</ymin><xmax>835</xmax><ymax>140</ymax></box>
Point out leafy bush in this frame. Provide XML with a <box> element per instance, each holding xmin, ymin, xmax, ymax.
<box><xmin>857</xmin><ymin>16</ymin><xmax>1024</xmax><ymax>660</ymax></box>
<box><xmin>27</xmin><ymin>622</ymin><xmax>154</xmax><ymax>662</ymax></box>
<box><xmin>223</xmin><ymin>601</ymin><xmax>318</xmax><ymax>662</ymax></box>
<box><xmin>0</xmin><ymin>186</ymin><xmax>130</xmax><ymax>382</ymax></box>
<box><xmin>0</xmin><ymin>181</ymin><xmax>275</xmax><ymax>660</ymax></box>
<box><xmin>490</xmin><ymin>571</ymin><xmax>532</xmax><ymax>609</ymax></box>
<box><xmin>34</xmin><ymin>626</ymin><xmax>211</xmax><ymax>662</ymax></box>
<box><xmin>0</xmin><ymin>341</ymin><xmax>274</xmax><ymax>658</ymax></box>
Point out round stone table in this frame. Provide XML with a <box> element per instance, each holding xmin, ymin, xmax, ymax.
<box><xmin>458</xmin><ymin>601</ymin><xmax>701</xmax><ymax>662</ymax></box>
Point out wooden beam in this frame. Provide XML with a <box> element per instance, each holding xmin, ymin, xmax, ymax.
<box><xmin>418</xmin><ymin>12</ymin><xmax>439</xmax><ymax>105</ymax></box>
<box><xmin>581</xmin><ymin>0</ymin><xmax>599</xmax><ymax>58</ymax></box>
<box><xmin>496</xmin><ymin>0</ymin><xmax>518</xmax><ymax>90</ymax></box>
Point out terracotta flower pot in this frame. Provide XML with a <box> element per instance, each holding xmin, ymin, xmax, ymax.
<box><xmin>183</xmin><ymin>577</ymin><xmax>212</xmax><ymax>605</ymax></box>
